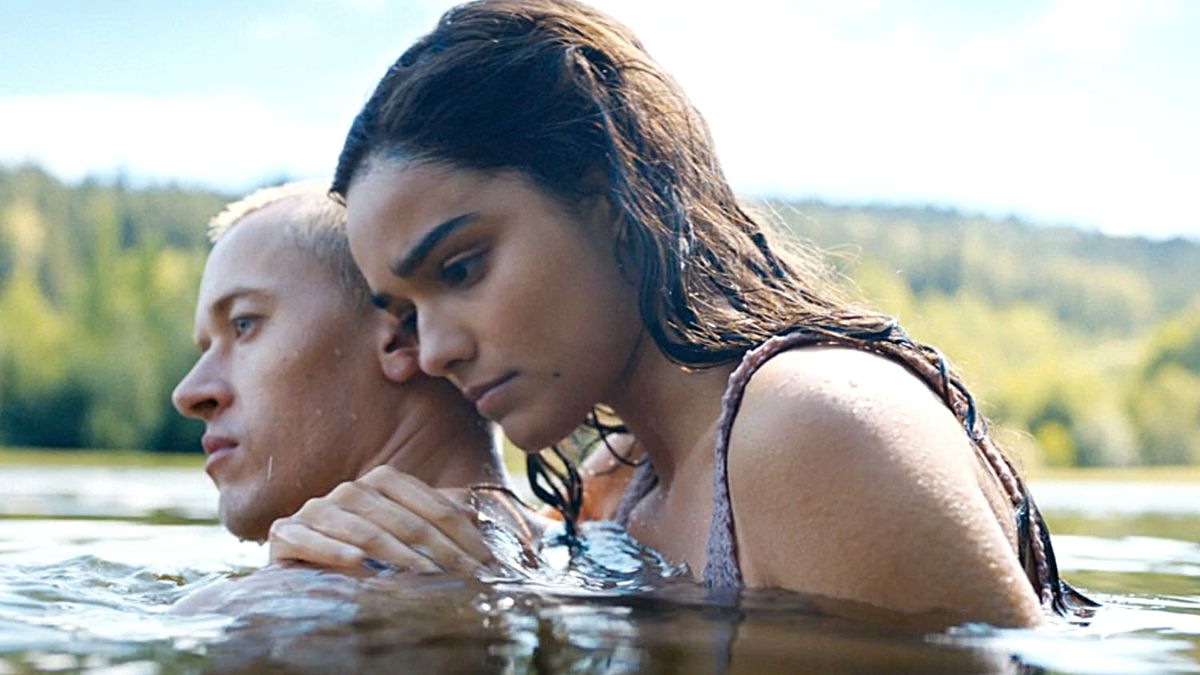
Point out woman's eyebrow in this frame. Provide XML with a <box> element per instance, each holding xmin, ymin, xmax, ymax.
<box><xmin>390</xmin><ymin>212</ymin><xmax>479</xmax><ymax>278</ymax></box>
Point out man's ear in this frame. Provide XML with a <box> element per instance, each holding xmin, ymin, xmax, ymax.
<box><xmin>375</xmin><ymin>316</ymin><xmax>420</xmax><ymax>384</ymax></box>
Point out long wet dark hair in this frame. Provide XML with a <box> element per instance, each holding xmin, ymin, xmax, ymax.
<box><xmin>331</xmin><ymin>0</ymin><xmax>1093</xmax><ymax>616</ymax></box>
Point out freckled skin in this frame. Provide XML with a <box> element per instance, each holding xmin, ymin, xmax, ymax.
<box><xmin>723</xmin><ymin>349</ymin><xmax>1040</xmax><ymax>626</ymax></box>
<box><xmin>619</xmin><ymin>348</ymin><xmax>1041</xmax><ymax>627</ymax></box>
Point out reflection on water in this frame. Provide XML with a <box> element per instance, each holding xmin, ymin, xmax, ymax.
<box><xmin>0</xmin><ymin>467</ymin><xmax>1198</xmax><ymax>673</ymax></box>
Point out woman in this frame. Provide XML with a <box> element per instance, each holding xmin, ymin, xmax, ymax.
<box><xmin>270</xmin><ymin>0</ymin><xmax>1093</xmax><ymax>627</ymax></box>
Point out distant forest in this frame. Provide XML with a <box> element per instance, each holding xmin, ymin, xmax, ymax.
<box><xmin>2</xmin><ymin>164</ymin><xmax>1198</xmax><ymax>466</ymax></box>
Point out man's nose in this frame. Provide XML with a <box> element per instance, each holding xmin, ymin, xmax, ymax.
<box><xmin>171</xmin><ymin>354</ymin><xmax>232</xmax><ymax>420</ymax></box>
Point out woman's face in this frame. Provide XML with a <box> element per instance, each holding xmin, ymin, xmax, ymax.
<box><xmin>345</xmin><ymin>160</ymin><xmax>643</xmax><ymax>451</ymax></box>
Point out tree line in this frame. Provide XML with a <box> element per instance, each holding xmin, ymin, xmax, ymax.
<box><xmin>1</xmin><ymin>165</ymin><xmax>222</xmax><ymax>453</ymax></box>
<box><xmin>770</xmin><ymin>201</ymin><xmax>1200</xmax><ymax>466</ymax></box>
<box><xmin>1</xmin><ymin>164</ymin><xmax>1197</xmax><ymax>465</ymax></box>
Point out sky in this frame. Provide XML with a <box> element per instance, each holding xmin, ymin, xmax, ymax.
<box><xmin>1</xmin><ymin>0</ymin><xmax>1197</xmax><ymax>240</ymax></box>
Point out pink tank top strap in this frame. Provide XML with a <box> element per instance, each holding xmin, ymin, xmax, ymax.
<box><xmin>614</xmin><ymin>461</ymin><xmax>658</xmax><ymax>527</ymax></box>
<box><xmin>703</xmin><ymin>329</ymin><xmax>829</xmax><ymax>589</ymax></box>
<box><xmin>614</xmin><ymin>326</ymin><xmax>1095</xmax><ymax>617</ymax></box>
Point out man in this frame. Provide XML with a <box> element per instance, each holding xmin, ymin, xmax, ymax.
<box><xmin>172</xmin><ymin>181</ymin><xmax>526</xmax><ymax>590</ymax></box>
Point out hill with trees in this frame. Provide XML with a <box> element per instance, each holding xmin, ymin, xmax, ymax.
<box><xmin>1</xmin><ymin>164</ymin><xmax>1197</xmax><ymax>466</ymax></box>
<box><xmin>771</xmin><ymin>200</ymin><xmax>1200</xmax><ymax>466</ymax></box>
<box><xmin>1</xmin><ymin>164</ymin><xmax>224</xmax><ymax>453</ymax></box>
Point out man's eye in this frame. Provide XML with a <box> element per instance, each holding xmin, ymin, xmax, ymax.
<box><xmin>232</xmin><ymin>316</ymin><xmax>258</xmax><ymax>337</ymax></box>
<box><xmin>440</xmin><ymin>249</ymin><xmax>485</xmax><ymax>288</ymax></box>
<box><xmin>397</xmin><ymin>307</ymin><xmax>418</xmax><ymax>337</ymax></box>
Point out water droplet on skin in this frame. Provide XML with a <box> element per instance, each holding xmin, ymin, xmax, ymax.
<box><xmin>474</xmin><ymin>593</ymin><xmax>493</xmax><ymax>613</ymax></box>
<box><xmin>334</xmin><ymin>348</ymin><xmax>343</xmax><ymax>358</ymax></box>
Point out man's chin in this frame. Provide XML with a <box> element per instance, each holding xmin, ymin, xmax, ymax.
<box><xmin>217</xmin><ymin>495</ymin><xmax>273</xmax><ymax>543</ymax></box>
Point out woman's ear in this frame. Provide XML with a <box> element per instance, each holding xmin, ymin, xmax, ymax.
<box><xmin>577</xmin><ymin>167</ymin><xmax>638</xmax><ymax>282</ymax></box>
<box><xmin>375</xmin><ymin>315</ymin><xmax>420</xmax><ymax>384</ymax></box>
<box><xmin>578</xmin><ymin>167</ymin><xmax>620</xmax><ymax>232</ymax></box>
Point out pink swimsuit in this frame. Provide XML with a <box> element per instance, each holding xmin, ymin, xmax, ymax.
<box><xmin>615</xmin><ymin>329</ymin><xmax>1097</xmax><ymax>618</ymax></box>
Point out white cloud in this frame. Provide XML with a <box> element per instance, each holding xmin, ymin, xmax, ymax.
<box><xmin>1025</xmin><ymin>0</ymin><xmax>1177</xmax><ymax>63</ymax></box>
<box><xmin>579</xmin><ymin>2</ymin><xmax>1194</xmax><ymax>239</ymax></box>
<box><xmin>1</xmin><ymin>1</ymin><xmax>1195</xmax><ymax>240</ymax></box>
<box><xmin>578</xmin><ymin>1</ymin><xmax>1198</xmax><ymax>239</ymax></box>
<box><xmin>0</xmin><ymin>93</ymin><xmax>342</xmax><ymax>191</ymax></box>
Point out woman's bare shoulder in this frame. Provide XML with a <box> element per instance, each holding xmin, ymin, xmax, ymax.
<box><xmin>729</xmin><ymin>346</ymin><xmax>968</xmax><ymax>466</ymax></box>
<box><xmin>726</xmin><ymin>346</ymin><xmax>983</xmax><ymax>508</ymax></box>
<box><xmin>723</xmin><ymin>346</ymin><xmax>1041</xmax><ymax>626</ymax></box>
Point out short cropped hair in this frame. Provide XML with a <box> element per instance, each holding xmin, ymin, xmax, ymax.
<box><xmin>208</xmin><ymin>180</ymin><xmax>371</xmax><ymax>308</ymax></box>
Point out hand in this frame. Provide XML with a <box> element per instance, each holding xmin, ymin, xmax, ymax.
<box><xmin>268</xmin><ymin>466</ymin><xmax>494</xmax><ymax>574</ymax></box>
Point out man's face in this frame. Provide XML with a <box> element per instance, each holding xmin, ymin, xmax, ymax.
<box><xmin>172</xmin><ymin>202</ymin><xmax>388</xmax><ymax>540</ymax></box>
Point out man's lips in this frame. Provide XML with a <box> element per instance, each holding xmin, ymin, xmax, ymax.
<box><xmin>201</xmin><ymin>434</ymin><xmax>237</xmax><ymax>456</ymax></box>
<box><xmin>461</xmin><ymin>373</ymin><xmax>517</xmax><ymax>405</ymax></box>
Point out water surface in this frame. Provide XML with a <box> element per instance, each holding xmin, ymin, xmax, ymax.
<box><xmin>1</xmin><ymin>467</ymin><xmax>1197</xmax><ymax>673</ymax></box>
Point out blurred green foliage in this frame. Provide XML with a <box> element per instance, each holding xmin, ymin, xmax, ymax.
<box><xmin>771</xmin><ymin>201</ymin><xmax>1200</xmax><ymax>467</ymax></box>
<box><xmin>1</xmin><ymin>165</ymin><xmax>1197</xmax><ymax>465</ymax></box>
<box><xmin>1</xmin><ymin>165</ymin><xmax>225</xmax><ymax>453</ymax></box>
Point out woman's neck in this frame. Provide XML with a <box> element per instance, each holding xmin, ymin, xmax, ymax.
<box><xmin>605</xmin><ymin>340</ymin><xmax>734</xmax><ymax>488</ymax></box>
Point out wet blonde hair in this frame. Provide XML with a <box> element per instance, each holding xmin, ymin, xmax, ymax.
<box><xmin>209</xmin><ymin>180</ymin><xmax>371</xmax><ymax>308</ymax></box>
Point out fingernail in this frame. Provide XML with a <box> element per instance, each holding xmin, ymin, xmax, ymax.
<box><xmin>362</xmin><ymin>557</ymin><xmax>395</xmax><ymax>573</ymax></box>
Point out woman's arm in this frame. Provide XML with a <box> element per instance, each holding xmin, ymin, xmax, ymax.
<box><xmin>726</xmin><ymin>347</ymin><xmax>1043</xmax><ymax>627</ymax></box>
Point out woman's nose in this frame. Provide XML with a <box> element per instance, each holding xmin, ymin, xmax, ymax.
<box><xmin>416</xmin><ymin>312</ymin><xmax>475</xmax><ymax>378</ymax></box>
<box><xmin>171</xmin><ymin>354</ymin><xmax>232</xmax><ymax>420</ymax></box>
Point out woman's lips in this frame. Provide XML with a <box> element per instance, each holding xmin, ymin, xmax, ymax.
<box><xmin>463</xmin><ymin>373</ymin><xmax>517</xmax><ymax>417</ymax></box>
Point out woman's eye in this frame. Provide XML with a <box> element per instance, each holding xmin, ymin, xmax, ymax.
<box><xmin>231</xmin><ymin>316</ymin><xmax>259</xmax><ymax>337</ymax></box>
<box><xmin>439</xmin><ymin>249</ymin><xmax>485</xmax><ymax>288</ymax></box>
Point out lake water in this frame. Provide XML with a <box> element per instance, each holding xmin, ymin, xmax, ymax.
<box><xmin>1</xmin><ymin>466</ymin><xmax>1198</xmax><ymax>673</ymax></box>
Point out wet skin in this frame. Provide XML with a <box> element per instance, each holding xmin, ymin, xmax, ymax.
<box><xmin>331</xmin><ymin>160</ymin><xmax>1045</xmax><ymax>627</ymax></box>
<box><xmin>172</xmin><ymin>198</ymin><xmax>504</xmax><ymax>550</ymax></box>
<box><xmin>172</xmin><ymin>203</ymin><xmax>404</xmax><ymax>540</ymax></box>
<box><xmin>346</xmin><ymin>162</ymin><xmax>645</xmax><ymax>453</ymax></box>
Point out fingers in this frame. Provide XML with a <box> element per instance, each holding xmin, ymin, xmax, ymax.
<box><xmin>360</xmin><ymin>467</ymin><xmax>494</xmax><ymax>564</ymax></box>
<box><xmin>268</xmin><ymin>516</ymin><xmax>368</xmax><ymax>569</ymax></box>
<box><xmin>288</xmin><ymin>490</ymin><xmax>453</xmax><ymax>574</ymax></box>
<box><xmin>322</xmin><ymin>480</ymin><xmax>484</xmax><ymax>573</ymax></box>
<box><xmin>267</xmin><ymin>470</ymin><xmax>493</xmax><ymax>575</ymax></box>
<box><xmin>269</xmin><ymin>506</ymin><xmax>449</xmax><ymax>574</ymax></box>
